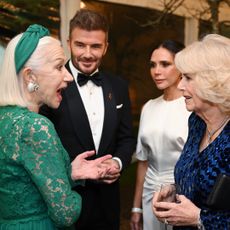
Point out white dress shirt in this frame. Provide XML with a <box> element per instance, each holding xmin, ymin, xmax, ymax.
<box><xmin>69</xmin><ymin>61</ymin><xmax>104</xmax><ymax>153</ymax></box>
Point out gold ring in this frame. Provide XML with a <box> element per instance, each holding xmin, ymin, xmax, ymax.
<box><xmin>164</xmin><ymin>219</ymin><xmax>168</xmax><ymax>225</ymax></box>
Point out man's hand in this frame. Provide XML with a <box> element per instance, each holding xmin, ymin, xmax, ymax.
<box><xmin>99</xmin><ymin>159</ymin><xmax>121</xmax><ymax>184</ymax></box>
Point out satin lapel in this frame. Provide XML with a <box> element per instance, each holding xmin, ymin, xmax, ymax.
<box><xmin>98</xmin><ymin>75</ymin><xmax>117</xmax><ymax>155</ymax></box>
<box><xmin>64</xmin><ymin>62</ymin><xmax>95</xmax><ymax>150</ymax></box>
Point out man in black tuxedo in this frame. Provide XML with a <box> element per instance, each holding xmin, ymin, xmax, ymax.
<box><xmin>40</xmin><ymin>9</ymin><xmax>135</xmax><ymax>230</ymax></box>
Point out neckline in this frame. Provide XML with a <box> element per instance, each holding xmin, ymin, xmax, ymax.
<box><xmin>199</xmin><ymin>119</ymin><xmax>229</xmax><ymax>153</ymax></box>
<box><xmin>161</xmin><ymin>95</ymin><xmax>184</xmax><ymax>103</ymax></box>
<box><xmin>206</xmin><ymin>116</ymin><xmax>229</xmax><ymax>146</ymax></box>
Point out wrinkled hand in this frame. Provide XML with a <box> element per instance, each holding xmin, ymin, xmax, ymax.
<box><xmin>130</xmin><ymin>212</ymin><xmax>143</xmax><ymax>230</ymax></box>
<box><xmin>99</xmin><ymin>159</ymin><xmax>121</xmax><ymax>184</ymax></box>
<box><xmin>152</xmin><ymin>192</ymin><xmax>200</xmax><ymax>227</ymax></box>
<box><xmin>71</xmin><ymin>151</ymin><xmax>112</xmax><ymax>180</ymax></box>
<box><xmin>158</xmin><ymin>184</ymin><xmax>177</xmax><ymax>203</ymax></box>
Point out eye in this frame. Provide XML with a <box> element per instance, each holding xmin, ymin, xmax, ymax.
<box><xmin>57</xmin><ymin>65</ymin><xmax>63</xmax><ymax>71</ymax></box>
<box><xmin>161</xmin><ymin>61</ymin><xmax>171</xmax><ymax>67</ymax></box>
<box><xmin>75</xmin><ymin>42</ymin><xmax>85</xmax><ymax>48</ymax></box>
<box><xmin>91</xmin><ymin>44</ymin><xmax>102</xmax><ymax>49</ymax></box>
<box><xmin>150</xmin><ymin>61</ymin><xmax>156</xmax><ymax>68</ymax></box>
<box><xmin>182</xmin><ymin>74</ymin><xmax>192</xmax><ymax>80</ymax></box>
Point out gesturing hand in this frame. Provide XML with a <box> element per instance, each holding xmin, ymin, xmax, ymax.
<box><xmin>99</xmin><ymin>159</ymin><xmax>121</xmax><ymax>184</ymax></box>
<box><xmin>71</xmin><ymin>150</ymin><xmax>112</xmax><ymax>180</ymax></box>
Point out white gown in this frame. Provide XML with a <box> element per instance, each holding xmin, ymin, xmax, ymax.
<box><xmin>136</xmin><ymin>95</ymin><xmax>190</xmax><ymax>230</ymax></box>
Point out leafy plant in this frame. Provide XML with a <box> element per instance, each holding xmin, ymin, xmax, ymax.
<box><xmin>0</xmin><ymin>0</ymin><xmax>60</xmax><ymax>44</ymax></box>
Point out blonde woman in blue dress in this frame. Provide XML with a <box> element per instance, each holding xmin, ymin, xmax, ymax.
<box><xmin>130</xmin><ymin>40</ymin><xmax>190</xmax><ymax>230</ymax></box>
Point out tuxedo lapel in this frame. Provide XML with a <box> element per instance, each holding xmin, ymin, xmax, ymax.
<box><xmin>64</xmin><ymin>62</ymin><xmax>95</xmax><ymax>150</ymax></box>
<box><xmin>98</xmin><ymin>74</ymin><xmax>117</xmax><ymax>155</ymax></box>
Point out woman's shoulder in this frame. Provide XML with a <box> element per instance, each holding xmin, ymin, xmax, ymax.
<box><xmin>188</xmin><ymin>112</ymin><xmax>201</xmax><ymax>124</ymax></box>
<box><xmin>19</xmin><ymin>107</ymin><xmax>52</xmax><ymax>126</ymax></box>
<box><xmin>140</xmin><ymin>96</ymin><xmax>167</xmax><ymax>117</ymax></box>
<box><xmin>143</xmin><ymin>95</ymin><xmax>164</xmax><ymax>107</ymax></box>
<box><xmin>188</xmin><ymin>112</ymin><xmax>206</xmax><ymax>132</ymax></box>
<box><xmin>8</xmin><ymin>106</ymin><xmax>56</xmax><ymax>136</ymax></box>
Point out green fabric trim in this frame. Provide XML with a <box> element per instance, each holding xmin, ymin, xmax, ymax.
<box><xmin>15</xmin><ymin>24</ymin><xmax>50</xmax><ymax>73</ymax></box>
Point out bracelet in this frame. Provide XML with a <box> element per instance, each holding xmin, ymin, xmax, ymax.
<box><xmin>197</xmin><ymin>212</ymin><xmax>205</xmax><ymax>230</ymax></box>
<box><xmin>131</xmin><ymin>207</ymin><xmax>143</xmax><ymax>213</ymax></box>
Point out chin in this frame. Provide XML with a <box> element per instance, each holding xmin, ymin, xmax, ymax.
<box><xmin>156</xmin><ymin>85</ymin><xmax>166</xmax><ymax>90</ymax></box>
<box><xmin>48</xmin><ymin>101</ymin><xmax>60</xmax><ymax>109</ymax></box>
<box><xmin>53</xmin><ymin>103</ymin><xmax>60</xmax><ymax>109</ymax></box>
<box><xmin>185</xmin><ymin>105</ymin><xmax>194</xmax><ymax>112</ymax></box>
<box><xmin>81</xmin><ymin>65</ymin><xmax>96</xmax><ymax>73</ymax></box>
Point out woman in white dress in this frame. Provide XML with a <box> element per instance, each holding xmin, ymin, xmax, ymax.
<box><xmin>130</xmin><ymin>40</ymin><xmax>191</xmax><ymax>230</ymax></box>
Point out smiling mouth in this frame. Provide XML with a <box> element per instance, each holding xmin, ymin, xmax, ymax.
<box><xmin>81</xmin><ymin>61</ymin><xmax>94</xmax><ymax>67</ymax></box>
<box><xmin>184</xmin><ymin>95</ymin><xmax>192</xmax><ymax>99</ymax></box>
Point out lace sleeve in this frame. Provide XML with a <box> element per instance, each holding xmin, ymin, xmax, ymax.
<box><xmin>20</xmin><ymin>116</ymin><xmax>81</xmax><ymax>227</ymax></box>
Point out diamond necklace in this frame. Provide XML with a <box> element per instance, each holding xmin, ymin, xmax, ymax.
<box><xmin>206</xmin><ymin>116</ymin><xmax>229</xmax><ymax>146</ymax></box>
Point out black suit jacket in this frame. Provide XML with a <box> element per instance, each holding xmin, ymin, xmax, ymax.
<box><xmin>40</xmin><ymin>61</ymin><xmax>135</xmax><ymax>228</ymax></box>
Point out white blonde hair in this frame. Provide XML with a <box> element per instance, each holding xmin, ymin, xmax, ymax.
<box><xmin>175</xmin><ymin>34</ymin><xmax>230</xmax><ymax>115</ymax></box>
<box><xmin>0</xmin><ymin>34</ymin><xmax>61</xmax><ymax>106</ymax></box>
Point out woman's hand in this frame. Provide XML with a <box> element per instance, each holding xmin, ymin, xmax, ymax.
<box><xmin>71</xmin><ymin>150</ymin><xmax>112</xmax><ymax>180</ymax></box>
<box><xmin>152</xmin><ymin>192</ymin><xmax>200</xmax><ymax>227</ymax></box>
<box><xmin>130</xmin><ymin>212</ymin><xmax>143</xmax><ymax>230</ymax></box>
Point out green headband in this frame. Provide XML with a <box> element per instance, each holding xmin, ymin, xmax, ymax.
<box><xmin>15</xmin><ymin>24</ymin><xmax>50</xmax><ymax>73</ymax></box>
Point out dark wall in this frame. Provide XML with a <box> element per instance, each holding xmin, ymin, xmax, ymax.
<box><xmin>82</xmin><ymin>0</ymin><xmax>185</xmax><ymax>134</ymax></box>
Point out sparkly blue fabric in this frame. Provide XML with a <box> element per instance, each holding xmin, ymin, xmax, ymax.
<box><xmin>174</xmin><ymin>113</ymin><xmax>230</xmax><ymax>230</ymax></box>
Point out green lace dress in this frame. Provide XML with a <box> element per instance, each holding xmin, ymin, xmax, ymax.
<box><xmin>0</xmin><ymin>106</ymin><xmax>82</xmax><ymax>230</ymax></box>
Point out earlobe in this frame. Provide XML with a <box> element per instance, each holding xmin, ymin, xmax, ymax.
<box><xmin>27</xmin><ymin>82</ymin><xmax>39</xmax><ymax>93</ymax></box>
<box><xmin>27</xmin><ymin>73</ymin><xmax>39</xmax><ymax>93</ymax></box>
<box><xmin>22</xmin><ymin>67</ymin><xmax>39</xmax><ymax>93</ymax></box>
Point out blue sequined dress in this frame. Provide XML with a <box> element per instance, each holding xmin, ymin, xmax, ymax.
<box><xmin>174</xmin><ymin>113</ymin><xmax>230</xmax><ymax>230</ymax></box>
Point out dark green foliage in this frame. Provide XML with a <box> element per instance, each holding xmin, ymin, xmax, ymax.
<box><xmin>0</xmin><ymin>0</ymin><xmax>60</xmax><ymax>44</ymax></box>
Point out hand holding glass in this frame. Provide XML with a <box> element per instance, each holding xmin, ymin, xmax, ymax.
<box><xmin>157</xmin><ymin>184</ymin><xmax>177</xmax><ymax>203</ymax></box>
<box><xmin>157</xmin><ymin>184</ymin><xmax>178</xmax><ymax>229</ymax></box>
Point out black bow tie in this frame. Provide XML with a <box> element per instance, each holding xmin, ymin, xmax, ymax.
<box><xmin>77</xmin><ymin>72</ymin><xmax>102</xmax><ymax>86</ymax></box>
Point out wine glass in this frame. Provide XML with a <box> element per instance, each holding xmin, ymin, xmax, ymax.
<box><xmin>157</xmin><ymin>183</ymin><xmax>179</xmax><ymax>230</ymax></box>
<box><xmin>158</xmin><ymin>183</ymin><xmax>177</xmax><ymax>203</ymax></box>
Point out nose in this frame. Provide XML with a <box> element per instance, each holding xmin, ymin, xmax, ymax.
<box><xmin>84</xmin><ymin>46</ymin><xmax>93</xmax><ymax>58</ymax></box>
<box><xmin>153</xmin><ymin>64</ymin><xmax>162</xmax><ymax>74</ymax></box>
<box><xmin>63</xmin><ymin>67</ymin><xmax>73</xmax><ymax>82</ymax></box>
<box><xmin>177</xmin><ymin>77</ymin><xmax>185</xmax><ymax>91</ymax></box>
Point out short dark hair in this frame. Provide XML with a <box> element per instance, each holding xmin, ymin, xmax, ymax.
<box><xmin>153</xmin><ymin>40</ymin><xmax>185</xmax><ymax>56</ymax></box>
<box><xmin>69</xmin><ymin>9</ymin><xmax>109</xmax><ymax>37</ymax></box>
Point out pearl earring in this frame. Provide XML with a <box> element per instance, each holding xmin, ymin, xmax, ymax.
<box><xmin>27</xmin><ymin>82</ymin><xmax>39</xmax><ymax>93</ymax></box>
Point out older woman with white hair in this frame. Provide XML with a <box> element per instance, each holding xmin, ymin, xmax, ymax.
<box><xmin>0</xmin><ymin>24</ymin><xmax>112</xmax><ymax>230</ymax></box>
<box><xmin>152</xmin><ymin>34</ymin><xmax>230</xmax><ymax>230</ymax></box>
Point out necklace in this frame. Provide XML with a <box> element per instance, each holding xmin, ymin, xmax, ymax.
<box><xmin>206</xmin><ymin>116</ymin><xmax>229</xmax><ymax>146</ymax></box>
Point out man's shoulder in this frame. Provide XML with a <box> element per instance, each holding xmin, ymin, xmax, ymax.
<box><xmin>100</xmin><ymin>71</ymin><xmax>128</xmax><ymax>86</ymax></box>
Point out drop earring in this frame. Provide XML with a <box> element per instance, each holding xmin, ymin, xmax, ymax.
<box><xmin>27</xmin><ymin>82</ymin><xmax>39</xmax><ymax>93</ymax></box>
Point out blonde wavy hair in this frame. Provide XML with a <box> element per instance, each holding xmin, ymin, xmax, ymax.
<box><xmin>175</xmin><ymin>34</ymin><xmax>230</xmax><ymax>115</ymax></box>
